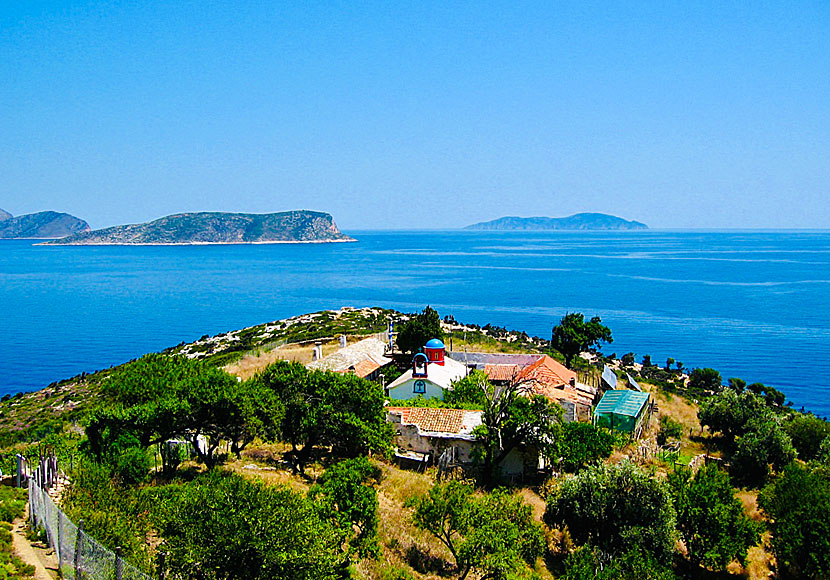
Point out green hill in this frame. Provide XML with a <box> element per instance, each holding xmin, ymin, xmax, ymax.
<box><xmin>466</xmin><ymin>212</ymin><xmax>648</xmax><ymax>230</ymax></box>
<box><xmin>44</xmin><ymin>210</ymin><xmax>354</xmax><ymax>245</ymax></box>
<box><xmin>0</xmin><ymin>211</ymin><xmax>90</xmax><ymax>238</ymax></box>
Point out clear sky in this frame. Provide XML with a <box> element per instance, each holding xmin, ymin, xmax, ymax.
<box><xmin>2</xmin><ymin>2</ymin><xmax>828</xmax><ymax>230</ymax></box>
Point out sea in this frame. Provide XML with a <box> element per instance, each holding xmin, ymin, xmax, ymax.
<box><xmin>2</xmin><ymin>230</ymin><xmax>829</xmax><ymax>417</ymax></box>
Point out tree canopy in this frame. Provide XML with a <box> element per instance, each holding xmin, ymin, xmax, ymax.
<box><xmin>409</xmin><ymin>481</ymin><xmax>545</xmax><ymax>580</ymax></box>
<box><xmin>544</xmin><ymin>462</ymin><xmax>678</xmax><ymax>564</ymax></box>
<box><xmin>85</xmin><ymin>354</ymin><xmax>257</xmax><ymax>469</ymax></box>
<box><xmin>554</xmin><ymin>422</ymin><xmax>614</xmax><ymax>472</ymax></box>
<box><xmin>550</xmin><ymin>313</ymin><xmax>612</xmax><ymax>367</ymax></box>
<box><xmin>688</xmin><ymin>368</ymin><xmax>723</xmax><ymax>393</ymax></box>
<box><xmin>759</xmin><ymin>463</ymin><xmax>830</xmax><ymax>579</ymax></box>
<box><xmin>396</xmin><ymin>306</ymin><xmax>444</xmax><ymax>354</ymax></box>
<box><xmin>309</xmin><ymin>457</ymin><xmax>382</xmax><ymax>558</ymax></box>
<box><xmin>257</xmin><ymin>360</ymin><xmax>392</xmax><ymax>473</ymax></box>
<box><xmin>465</xmin><ymin>372</ymin><xmax>562</xmax><ymax>486</ymax></box>
<box><xmin>157</xmin><ymin>472</ymin><xmax>349</xmax><ymax>580</ymax></box>
<box><xmin>667</xmin><ymin>465</ymin><xmax>759</xmax><ymax>570</ymax></box>
<box><xmin>784</xmin><ymin>413</ymin><xmax>830</xmax><ymax>461</ymax></box>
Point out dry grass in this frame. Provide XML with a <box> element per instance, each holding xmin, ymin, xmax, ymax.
<box><xmin>735</xmin><ymin>489</ymin><xmax>763</xmax><ymax>523</ymax></box>
<box><xmin>643</xmin><ymin>382</ymin><xmax>709</xmax><ymax>457</ymax></box>
<box><xmin>224</xmin><ymin>339</ymin><xmax>342</xmax><ymax>379</ymax></box>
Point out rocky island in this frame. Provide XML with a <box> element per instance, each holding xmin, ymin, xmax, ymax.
<box><xmin>43</xmin><ymin>210</ymin><xmax>355</xmax><ymax>245</ymax></box>
<box><xmin>466</xmin><ymin>212</ymin><xmax>648</xmax><ymax>230</ymax></box>
<box><xmin>0</xmin><ymin>209</ymin><xmax>90</xmax><ymax>239</ymax></box>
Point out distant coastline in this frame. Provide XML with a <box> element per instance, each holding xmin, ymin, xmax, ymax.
<box><xmin>466</xmin><ymin>212</ymin><xmax>648</xmax><ymax>231</ymax></box>
<box><xmin>43</xmin><ymin>210</ymin><xmax>355</xmax><ymax>245</ymax></box>
<box><xmin>38</xmin><ymin>239</ymin><xmax>356</xmax><ymax>246</ymax></box>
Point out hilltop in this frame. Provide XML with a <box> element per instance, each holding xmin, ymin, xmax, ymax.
<box><xmin>43</xmin><ymin>210</ymin><xmax>355</xmax><ymax>245</ymax></box>
<box><xmin>0</xmin><ymin>211</ymin><xmax>90</xmax><ymax>239</ymax></box>
<box><xmin>466</xmin><ymin>212</ymin><xmax>648</xmax><ymax>230</ymax></box>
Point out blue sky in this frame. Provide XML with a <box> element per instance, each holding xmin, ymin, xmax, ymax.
<box><xmin>2</xmin><ymin>2</ymin><xmax>828</xmax><ymax>230</ymax></box>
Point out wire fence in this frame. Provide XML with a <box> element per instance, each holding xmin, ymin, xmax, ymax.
<box><xmin>26</xmin><ymin>456</ymin><xmax>154</xmax><ymax>580</ymax></box>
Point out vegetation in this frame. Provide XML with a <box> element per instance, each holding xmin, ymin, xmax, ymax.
<box><xmin>466</xmin><ymin>373</ymin><xmax>562</xmax><ymax>486</ymax></box>
<box><xmin>656</xmin><ymin>415</ymin><xmax>683</xmax><ymax>446</ymax></box>
<box><xmin>550</xmin><ymin>313</ymin><xmax>612</xmax><ymax>367</ymax></box>
<box><xmin>256</xmin><ymin>361</ymin><xmax>391</xmax><ymax>474</ymax></box>
<box><xmin>0</xmin><ymin>487</ymin><xmax>34</xmax><ymax>580</ymax></box>
<box><xmin>409</xmin><ymin>482</ymin><xmax>544</xmax><ymax>580</ymax></box>
<box><xmin>544</xmin><ymin>462</ymin><xmax>677</xmax><ymax>564</ymax></box>
<box><xmin>667</xmin><ymin>464</ymin><xmax>760</xmax><ymax>570</ymax></box>
<box><xmin>309</xmin><ymin>457</ymin><xmax>382</xmax><ymax>558</ymax></box>
<box><xmin>561</xmin><ymin>546</ymin><xmax>676</xmax><ymax>580</ymax></box>
<box><xmin>10</xmin><ymin>307</ymin><xmax>830</xmax><ymax>580</ymax></box>
<box><xmin>554</xmin><ymin>422</ymin><xmax>614</xmax><ymax>472</ymax></box>
<box><xmin>395</xmin><ymin>306</ymin><xmax>444</xmax><ymax>355</ymax></box>
<box><xmin>759</xmin><ymin>463</ymin><xmax>830</xmax><ymax>579</ymax></box>
<box><xmin>688</xmin><ymin>367</ymin><xmax>723</xmax><ymax>392</ymax></box>
<box><xmin>158</xmin><ymin>472</ymin><xmax>349</xmax><ymax>580</ymax></box>
<box><xmin>784</xmin><ymin>413</ymin><xmax>830</xmax><ymax>461</ymax></box>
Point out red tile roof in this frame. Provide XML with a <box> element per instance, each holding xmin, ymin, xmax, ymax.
<box><xmin>339</xmin><ymin>358</ymin><xmax>382</xmax><ymax>378</ymax></box>
<box><xmin>387</xmin><ymin>407</ymin><xmax>466</xmax><ymax>434</ymax></box>
<box><xmin>517</xmin><ymin>355</ymin><xmax>593</xmax><ymax>408</ymax></box>
<box><xmin>484</xmin><ymin>364</ymin><xmax>521</xmax><ymax>382</ymax></box>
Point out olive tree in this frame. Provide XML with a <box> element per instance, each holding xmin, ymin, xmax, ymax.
<box><xmin>667</xmin><ymin>464</ymin><xmax>759</xmax><ymax>570</ymax></box>
<box><xmin>544</xmin><ymin>462</ymin><xmax>677</xmax><ymax>564</ymax></box>
<box><xmin>409</xmin><ymin>482</ymin><xmax>545</xmax><ymax>580</ymax></box>
<box><xmin>550</xmin><ymin>313</ymin><xmax>612</xmax><ymax>367</ymax></box>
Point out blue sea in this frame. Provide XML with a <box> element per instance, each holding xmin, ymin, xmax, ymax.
<box><xmin>2</xmin><ymin>230</ymin><xmax>829</xmax><ymax>417</ymax></box>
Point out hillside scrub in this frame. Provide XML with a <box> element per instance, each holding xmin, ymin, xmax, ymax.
<box><xmin>667</xmin><ymin>465</ymin><xmax>760</xmax><ymax>571</ymax></box>
<box><xmin>256</xmin><ymin>361</ymin><xmax>392</xmax><ymax>474</ymax></box>
<box><xmin>158</xmin><ymin>471</ymin><xmax>350</xmax><ymax>580</ymax></box>
<box><xmin>544</xmin><ymin>462</ymin><xmax>678</xmax><ymax>565</ymax></box>
<box><xmin>759</xmin><ymin>463</ymin><xmax>830</xmax><ymax>579</ymax></box>
<box><xmin>408</xmin><ymin>481</ymin><xmax>545</xmax><ymax>580</ymax></box>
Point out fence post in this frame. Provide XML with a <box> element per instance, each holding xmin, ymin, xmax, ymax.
<box><xmin>15</xmin><ymin>454</ymin><xmax>22</xmax><ymax>488</ymax></box>
<box><xmin>74</xmin><ymin>519</ymin><xmax>84</xmax><ymax>580</ymax></box>
<box><xmin>115</xmin><ymin>547</ymin><xmax>123</xmax><ymax>580</ymax></box>
<box><xmin>56</xmin><ymin>509</ymin><xmax>62</xmax><ymax>570</ymax></box>
<box><xmin>157</xmin><ymin>551</ymin><xmax>166</xmax><ymax>580</ymax></box>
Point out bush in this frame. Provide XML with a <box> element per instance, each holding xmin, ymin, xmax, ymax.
<box><xmin>668</xmin><ymin>465</ymin><xmax>760</xmax><ymax>570</ymax></box>
<box><xmin>759</xmin><ymin>463</ymin><xmax>830</xmax><ymax>579</ymax></box>
<box><xmin>731</xmin><ymin>419</ymin><xmax>796</xmax><ymax>486</ymax></box>
<box><xmin>309</xmin><ymin>457</ymin><xmax>381</xmax><ymax>558</ymax></box>
<box><xmin>689</xmin><ymin>368</ymin><xmax>722</xmax><ymax>393</ymax></box>
<box><xmin>158</xmin><ymin>472</ymin><xmax>348</xmax><ymax>580</ymax></box>
<box><xmin>657</xmin><ymin>416</ymin><xmax>684</xmax><ymax>446</ymax></box>
<box><xmin>544</xmin><ymin>462</ymin><xmax>677</xmax><ymax>564</ymax></box>
<box><xmin>409</xmin><ymin>482</ymin><xmax>544</xmax><ymax>580</ymax></box>
<box><xmin>785</xmin><ymin>414</ymin><xmax>830</xmax><ymax>461</ymax></box>
<box><xmin>562</xmin><ymin>546</ymin><xmax>677</xmax><ymax>580</ymax></box>
<box><xmin>0</xmin><ymin>488</ymin><xmax>27</xmax><ymax>523</ymax></box>
<box><xmin>556</xmin><ymin>422</ymin><xmax>614</xmax><ymax>472</ymax></box>
<box><xmin>113</xmin><ymin>446</ymin><xmax>151</xmax><ymax>485</ymax></box>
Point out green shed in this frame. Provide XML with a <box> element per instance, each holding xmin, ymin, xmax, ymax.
<box><xmin>593</xmin><ymin>390</ymin><xmax>651</xmax><ymax>434</ymax></box>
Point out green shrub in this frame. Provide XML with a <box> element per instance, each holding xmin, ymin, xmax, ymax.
<box><xmin>759</xmin><ymin>463</ymin><xmax>830</xmax><ymax>579</ymax></box>
<box><xmin>657</xmin><ymin>416</ymin><xmax>684</xmax><ymax>446</ymax></box>
<box><xmin>544</xmin><ymin>462</ymin><xmax>677</xmax><ymax>564</ymax></box>
<box><xmin>668</xmin><ymin>465</ymin><xmax>760</xmax><ymax>570</ymax></box>
<box><xmin>158</xmin><ymin>472</ymin><xmax>348</xmax><ymax>580</ymax></box>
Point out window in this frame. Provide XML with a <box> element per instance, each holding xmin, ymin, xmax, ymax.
<box><xmin>413</xmin><ymin>380</ymin><xmax>426</xmax><ymax>394</ymax></box>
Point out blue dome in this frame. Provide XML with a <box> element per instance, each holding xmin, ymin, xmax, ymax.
<box><xmin>425</xmin><ymin>338</ymin><xmax>445</xmax><ymax>349</ymax></box>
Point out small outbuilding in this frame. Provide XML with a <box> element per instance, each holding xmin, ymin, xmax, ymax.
<box><xmin>593</xmin><ymin>390</ymin><xmax>652</xmax><ymax>436</ymax></box>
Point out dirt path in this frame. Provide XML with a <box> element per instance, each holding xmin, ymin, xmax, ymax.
<box><xmin>11</xmin><ymin>511</ymin><xmax>58</xmax><ymax>580</ymax></box>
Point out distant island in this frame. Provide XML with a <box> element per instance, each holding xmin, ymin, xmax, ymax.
<box><xmin>42</xmin><ymin>210</ymin><xmax>355</xmax><ymax>245</ymax></box>
<box><xmin>466</xmin><ymin>212</ymin><xmax>648</xmax><ymax>231</ymax></box>
<box><xmin>0</xmin><ymin>210</ymin><xmax>90</xmax><ymax>239</ymax></box>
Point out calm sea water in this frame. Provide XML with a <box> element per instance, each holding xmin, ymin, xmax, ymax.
<box><xmin>2</xmin><ymin>230</ymin><xmax>829</xmax><ymax>417</ymax></box>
